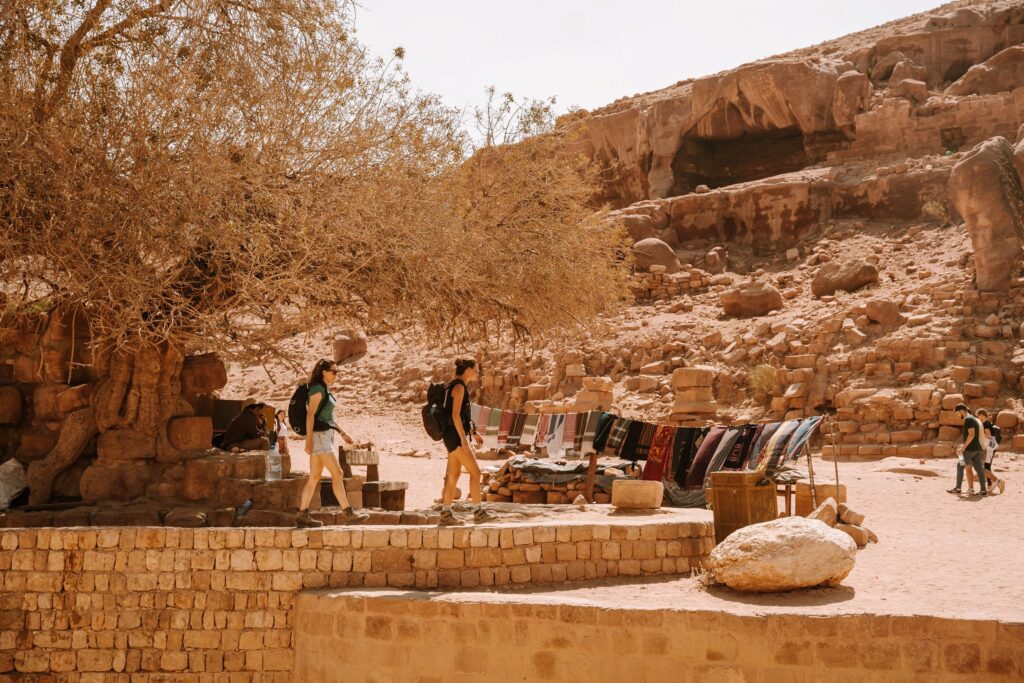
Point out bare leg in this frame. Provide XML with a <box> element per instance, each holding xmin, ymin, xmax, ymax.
<box><xmin>319</xmin><ymin>451</ymin><xmax>351</xmax><ymax>508</ymax></box>
<box><xmin>966</xmin><ymin>466</ymin><xmax>976</xmax><ymax>492</ymax></box>
<box><xmin>448</xmin><ymin>446</ymin><xmax>482</xmax><ymax>505</ymax></box>
<box><xmin>442</xmin><ymin>452</ymin><xmax>463</xmax><ymax>506</ymax></box>
<box><xmin>299</xmin><ymin>453</ymin><xmax>324</xmax><ymax>511</ymax></box>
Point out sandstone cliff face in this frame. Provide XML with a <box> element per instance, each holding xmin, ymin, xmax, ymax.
<box><xmin>571</xmin><ymin>2</ymin><xmax>1024</xmax><ymax>209</ymax></box>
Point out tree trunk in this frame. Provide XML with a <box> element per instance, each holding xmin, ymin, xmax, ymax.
<box><xmin>74</xmin><ymin>343</ymin><xmax>194</xmax><ymax>503</ymax></box>
<box><xmin>26</xmin><ymin>407</ymin><xmax>97</xmax><ymax>504</ymax></box>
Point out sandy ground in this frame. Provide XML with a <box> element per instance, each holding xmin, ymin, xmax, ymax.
<box><xmin>461</xmin><ymin>454</ymin><xmax>1024</xmax><ymax>622</ymax></box>
<box><xmin>279</xmin><ymin>403</ymin><xmax>1024</xmax><ymax>621</ymax></box>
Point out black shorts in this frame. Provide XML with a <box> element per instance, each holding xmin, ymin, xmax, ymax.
<box><xmin>984</xmin><ymin>462</ymin><xmax>993</xmax><ymax>472</ymax></box>
<box><xmin>442</xmin><ymin>427</ymin><xmax>463</xmax><ymax>454</ymax></box>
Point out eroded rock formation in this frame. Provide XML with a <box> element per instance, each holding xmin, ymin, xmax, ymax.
<box><xmin>948</xmin><ymin>136</ymin><xmax>1024</xmax><ymax>290</ymax></box>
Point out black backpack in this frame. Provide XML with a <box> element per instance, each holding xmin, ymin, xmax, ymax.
<box><xmin>287</xmin><ymin>382</ymin><xmax>332</xmax><ymax>436</ymax></box>
<box><xmin>421</xmin><ymin>382</ymin><xmax>450</xmax><ymax>441</ymax></box>
<box><xmin>990</xmin><ymin>424</ymin><xmax>1002</xmax><ymax>444</ymax></box>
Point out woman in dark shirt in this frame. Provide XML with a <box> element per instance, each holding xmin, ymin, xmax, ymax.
<box><xmin>438</xmin><ymin>358</ymin><xmax>493</xmax><ymax>526</ymax></box>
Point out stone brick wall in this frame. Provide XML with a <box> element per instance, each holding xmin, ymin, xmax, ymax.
<box><xmin>295</xmin><ymin>591</ymin><xmax>1024</xmax><ymax>682</ymax></box>
<box><xmin>630</xmin><ymin>268</ymin><xmax>711</xmax><ymax>302</ymax></box>
<box><xmin>0</xmin><ymin>517</ymin><xmax>711</xmax><ymax>679</ymax></box>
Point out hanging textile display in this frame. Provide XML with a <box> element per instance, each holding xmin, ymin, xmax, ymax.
<box><xmin>506</xmin><ymin>413</ymin><xmax>527</xmax><ymax>448</ymax></box>
<box><xmin>619</xmin><ymin>420</ymin><xmax>644</xmax><ymax>460</ymax></box>
<box><xmin>582</xmin><ymin>411</ymin><xmax>604</xmax><ymax>453</ymax></box>
<box><xmin>672</xmin><ymin>427</ymin><xmax>705</xmax><ymax>487</ymax></box>
<box><xmin>604</xmin><ymin>417</ymin><xmax>631</xmax><ymax>453</ymax></box>
<box><xmin>785</xmin><ymin>415</ymin><xmax>824</xmax><ymax>459</ymax></box>
<box><xmin>641</xmin><ymin>426</ymin><xmax>676</xmax><ymax>481</ymax></box>
<box><xmin>591</xmin><ymin>412</ymin><xmax>616</xmax><ymax>453</ymax></box>
<box><xmin>573</xmin><ymin>411</ymin><xmax>591</xmax><ymax>453</ymax></box>
<box><xmin>464</xmin><ymin>401</ymin><xmax>826</xmax><ymax>498</ymax></box>
<box><xmin>562</xmin><ymin>413</ymin><xmax>578</xmax><ymax>452</ymax></box>
<box><xmin>547</xmin><ymin>414</ymin><xmax>567</xmax><ymax>457</ymax></box>
<box><xmin>498</xmin><ymin>411</ymin><xmax>514</xmax><ymax>447</ymax></box>
<box><xmin>483</xmin><ymin>408</ymin><xmax>502</xmax><ymax>450</ymax></box>
<box><xmin>475</xmin><ymin>406</ymin><xmax>491</xmax><ymax>437</ymax></box>
<box><xmin>701</xmin><ymin>427</ymin><xmax>745</xmax><ymax>491</ymax></box>
<box><xmin>760</xmin><ymin>419</ymin><xmax>802</xmax><ymax>475</ymax></box>
<box><xmin>519</xmin><ymin>414</ymin><xmax>540</xmax><ymax>446</ymax></box>
<box><xmin>631</xmin><ymin>422</ymin><xmax>658</xmax><ymax>461</ymax></box>
<box><xmin>684</xmin><ymin>426</ymin><xmax>727</xmax><ymax>489</ymax></box>
<box><xmin>745</xmin><ymin>421</ymin><xmax>782</xmax><ymax>471</ymax></box>
<box><xmin>723</xmin><ymin>424</ymin><xmax>759</xmax><ymax>470</ymax></box>
<box><xmin>534</xmin><ymin>414</ymin><xmax>551</xmax><ymax>448</ymax></box>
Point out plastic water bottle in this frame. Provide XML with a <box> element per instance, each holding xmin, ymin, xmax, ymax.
<box><xmin>235</xmin><ymin>499</ymin><xmax>252</xmax><ymax>518</ymax></box>
<box><xmin>265</xmin><ymin>443</ymin><xmax>282</xmax><ymax>481</ymax></box>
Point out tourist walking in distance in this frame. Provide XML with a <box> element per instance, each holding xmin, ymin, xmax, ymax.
<box><xmin>966</xmin><ymin>409</ymin><xmax>1006</xmax><ymax>495</ymax></box>
<box><xmin>439</xmin><ymin>359</ymin><xmax>494</xmax><ymax>526</ymax></box>
<box><xmin>949</xmin><ymin>403</ymin><xmax>987</xmax><ymax>496</ymax></box>
<box><xmin>297</xmin><ymin>359</ymin><xmax>369</xmax><ymax>527</ymax></box>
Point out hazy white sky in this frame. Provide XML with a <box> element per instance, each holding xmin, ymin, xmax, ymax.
<box><xmin>355</xmin><ymin>0</ymin><xmax>944</xmax><ymax>115</ymax></box>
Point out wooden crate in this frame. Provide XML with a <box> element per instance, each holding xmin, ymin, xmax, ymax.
<box><xmin>795</xmin><ymin>482</ymin><xmax>847</xmax><ymax>517</ymax></box>
<box><xmin>710</xmin><ymin>471</ymin><xmax>778</xmax><ymax>543</ymax></box>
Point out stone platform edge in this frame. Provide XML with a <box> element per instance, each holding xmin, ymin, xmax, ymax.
<box><xmin>0</xmin><ymin>517</ymin><xmax>711</xmax><ymax>679</ymax></box>
<box><xmin>294</xmin><ymin>590</ymin><xmax>1024</xmax><ymax>682</ymax></box>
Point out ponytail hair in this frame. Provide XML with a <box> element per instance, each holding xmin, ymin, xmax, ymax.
<box><xmin>454</xmin><ymin>358</ymin><xmax>476</xmax><ymax>376</ymax></box>
<box><xmin>308</xmin><ymin>358</ymin><xmax>336</xmax><ymax>386</ymax></box>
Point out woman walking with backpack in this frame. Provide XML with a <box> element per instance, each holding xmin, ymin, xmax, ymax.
<box><xmin>296</xmin><ymin>359</ymin><xmax>369</xmax><ymax>527</ymax></box>
<box><xmin>439</xmin><ymin>358</ymin><xmax>494</xmax><ymax>526</ymax></box>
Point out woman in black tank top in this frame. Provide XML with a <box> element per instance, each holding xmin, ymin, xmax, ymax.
<box><xmin>438</xmin><ymin>358</ymin><xmax>494</xmax><ymax>526</ymax></box>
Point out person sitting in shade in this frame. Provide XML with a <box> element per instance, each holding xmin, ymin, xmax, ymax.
<box><xmin>222</xmin><ymin>401</ymin><xmax>271</xmax><ymax>452</ymax></box>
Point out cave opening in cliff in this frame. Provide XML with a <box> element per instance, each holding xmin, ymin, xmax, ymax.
<box><xmin>669</xmin><ymin>127</ymin><xmax>811</xmax><ymax>196</ymax></box>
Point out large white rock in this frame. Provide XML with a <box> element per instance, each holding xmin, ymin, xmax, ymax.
<box><xmin>709</xmin><ymin>517</ymin><xmax>857</xmax><ymax>592</ymax></box>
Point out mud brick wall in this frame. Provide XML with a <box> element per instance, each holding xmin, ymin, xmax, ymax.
<box><xmin>0</xmin><ymin>519</ymin><xmax>711</xmax><ymax>679</ymax></box>
<box><xmin>295</xmin><ymin>591</ymin><xmax>1024</xmax><ymax>682</ymax></box>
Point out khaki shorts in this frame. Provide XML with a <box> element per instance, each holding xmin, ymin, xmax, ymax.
<box><xmin>311</xmin><ymin>429</ymin><xmax>335</xmax><ymax>456</ymax></box>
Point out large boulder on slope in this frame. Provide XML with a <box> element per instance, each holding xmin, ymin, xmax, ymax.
<box><xmin>719</xmin><ymin>281</ymin><xmax>784</xmax><ymax>318</ymax></box>
<box><xmin>631</xmin><ymin>238</ymin><xmax>681</xmax><ymax>274</ymax></box>
<box><xmin>811</xmin><ymin>259</ymin><xmax>879</xmax><ymax>298</ymax></box>
<box><xmin>709</xmin><ymin>517</ymin><xmax>857</xmax><ymax>592</ymax></box>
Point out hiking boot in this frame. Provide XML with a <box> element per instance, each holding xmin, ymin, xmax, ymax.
<box><xmin>438</xmin><ymin>509</ymin><xmax>465</xmax><ymax>526</ymax></box>
<box><xmin>296</xmin><ymin>509</ymin><xmax>323</xmax><ymax>528</ymax></box>
<box><xmin>338</xmin><ymin>507</ymin><xmax>370</xmax><ymax>525</ymax></box>
<box><xmin>473</xmin><ymin>507</ymin><xmax>496</xmax><ymax>524</ymax></box>
<box><xmin>946</xmin><ymin>488</ymin><xmax>961</xmax><ymax>494</ymax></box>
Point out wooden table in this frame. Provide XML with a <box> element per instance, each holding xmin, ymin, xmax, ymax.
<box><xmin>776</xmin><ymin>484</ymin><xmax>794</xmax><ymax>516</ymax></box>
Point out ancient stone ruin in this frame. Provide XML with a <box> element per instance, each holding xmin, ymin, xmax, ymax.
<box><xmin>5</xmin><ymin>3</ymin><xmax>1024</xmax><ymax>681</ymax></box>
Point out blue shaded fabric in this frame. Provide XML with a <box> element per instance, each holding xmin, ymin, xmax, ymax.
<box><xmin>785</xmin><ymin>415</ymin><xmax>824</xmax><ymax>460</ymax></box>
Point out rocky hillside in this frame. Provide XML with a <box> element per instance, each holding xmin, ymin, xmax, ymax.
<box><xmin>228</xmin><ymin>1</ymin><xmax>1024</xmax><ymax>462</ymax></box>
